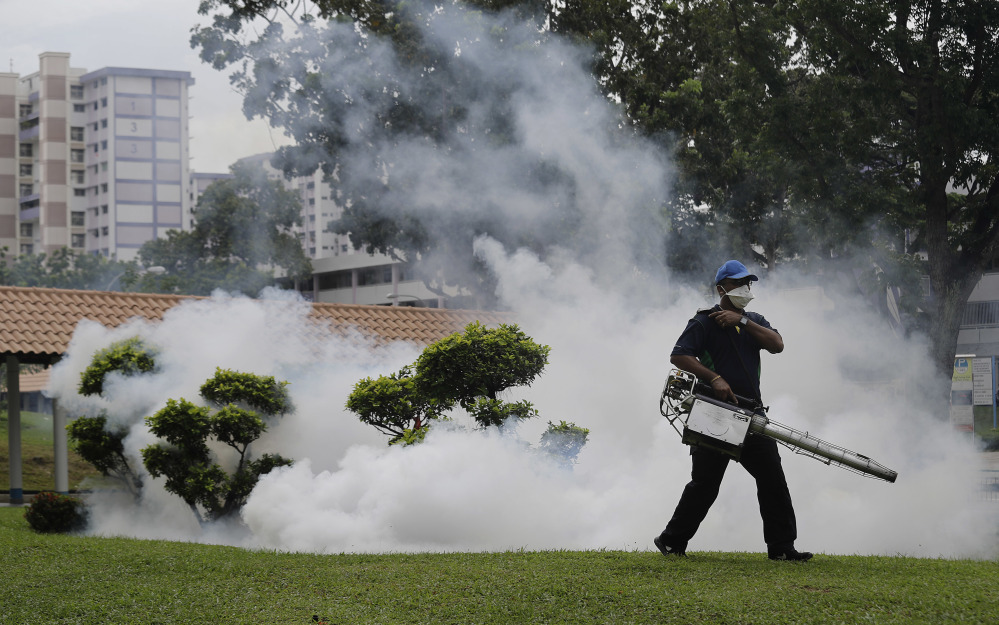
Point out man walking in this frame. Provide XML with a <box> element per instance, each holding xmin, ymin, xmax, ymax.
<box><xmin>654</xmin><ymin>260</ymin><xmax>812</xmax><ymax>561</ymax></box>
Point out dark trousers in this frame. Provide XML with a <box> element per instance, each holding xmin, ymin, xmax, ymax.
<box><xmin>660</xmin><ymin>434</ymin><xmax>797</xmax><ymax>548</ymax></box>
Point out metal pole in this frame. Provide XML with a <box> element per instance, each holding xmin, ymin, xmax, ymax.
<box><xmin>52</xmin><ymin>396</ymin><xmax>68</xmax><ymax>494</ymax></box>
<box><xmin>748</xmin><ymin>414</ymin><xmax>898</xmax><ymax>483</ymax></box>
<box><xmin>6</xmin><ymin>355</ymin><xmax>23</xmax><ymax>504</ymax></box>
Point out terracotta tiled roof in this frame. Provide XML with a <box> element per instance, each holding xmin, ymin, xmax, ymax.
<box><xmin>308</xmin><ymin>301</ymin><xmax>512</xmax><ymax>345</ymax></box>
<box><xmin>0</xmin><ymin>286</ymin><xmax>513</xmax><ymax>365</ymax></box>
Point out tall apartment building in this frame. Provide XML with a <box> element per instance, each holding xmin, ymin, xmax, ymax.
<box><xmin>1</xmin><ymin>53</ymin><xmax>86</xmax><ymax>256</ymax></box>
<box><xmin>0</xmin><ymin>53</ymin><xmax>193</xmax><ymax>262</ymax></box>
<box><xmin>78</xmin><ymin>66</ymin><xmax>194</xmax><ymax>260</ymax></box>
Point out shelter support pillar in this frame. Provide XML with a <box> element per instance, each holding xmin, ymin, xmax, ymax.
<box><xmin>6</xmin><ymin>355</ymin><xmax>23</xmax><ymax>505</ymax></box>
<box><xmin>52</xmin><ymin>397</ymin><xmax>68</xmax><ymax>493</ymax></box>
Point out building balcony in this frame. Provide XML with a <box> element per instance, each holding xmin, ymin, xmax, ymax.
<box><xmin>19</xmin><ymin>206</ymin><xmax>40</xmax><ymax>221</ymax></box>
<box><xmin>19</xmin><ymin>125</ymin><xmax>40</xmax><ymax>141</ymax></box>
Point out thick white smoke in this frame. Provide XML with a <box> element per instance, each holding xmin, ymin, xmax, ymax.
<box><xmin>49</xmin><ymin>251</ymin><xmax>996</xmax><ymax>558</ymax></box>
<box><xmin>45</xmin><ymin>2</ymin><xmax>997</xmax><ymax>558</ymax></box>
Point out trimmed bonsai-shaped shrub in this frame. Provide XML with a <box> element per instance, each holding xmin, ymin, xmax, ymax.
<box><xmin>67</xmin><ymin>337</ymin><xmax>159</xmax><ymax>497</ymax></box>
<box><xmin>141</xmin><ymin>368</ymin><xmax>294</xmax><ymax>524</ymax></box>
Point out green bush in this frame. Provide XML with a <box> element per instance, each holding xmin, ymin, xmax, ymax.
<box><xmin>539</xmin><ymin>421</ymin><xmax>590</xmax><ymax>466</ymax></box>
<box><xmin>23</xmin><ymin>491</ymin><xmax>88</xmax><ymax>533</ymax></box>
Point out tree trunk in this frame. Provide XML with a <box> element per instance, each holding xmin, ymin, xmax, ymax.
<box><xmin>927</xmin><ymin>271</ymin><xmax>980</xmax><ymax>396</ymax></box>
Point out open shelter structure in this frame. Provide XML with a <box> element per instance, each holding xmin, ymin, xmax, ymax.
<box><xmin>1</xmin><ymin>286</ymin><xmax>511</xmax><ymax>504</ymax></box>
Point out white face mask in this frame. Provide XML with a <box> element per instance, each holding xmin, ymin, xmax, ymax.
<box><xmin>719</xmin><ymin>284</ymin><xmax>754</xmax><ymax>309</ymax></box>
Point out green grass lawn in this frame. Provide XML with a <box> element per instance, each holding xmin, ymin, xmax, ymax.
<box><xmin>1</xmin><ymin>411</ymin><xmax>103</xmax><ymax>491</ymax></box>
<box><xmin>1</xmin><ymin>507</ymin><xmax>997</xmax><ymax>624</ymax></box>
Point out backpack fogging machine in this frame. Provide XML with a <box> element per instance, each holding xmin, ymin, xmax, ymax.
<box><xmin>660</xmin><ymin>369</ymin><xmax>897</xmax><ymax>483</ymax></box>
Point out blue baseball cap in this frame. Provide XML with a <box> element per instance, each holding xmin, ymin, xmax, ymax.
<box><xmin>715</xmin><ymin>260</ymin><xmax>759</xmax><ymax>284</ymax></box>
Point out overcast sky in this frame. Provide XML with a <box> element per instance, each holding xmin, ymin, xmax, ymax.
<box><xmin>5</xmin><ymin>0</ymin><xmax>288</xmax><ymax>173</ymax></box>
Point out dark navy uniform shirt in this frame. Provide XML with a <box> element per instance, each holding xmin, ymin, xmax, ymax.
<box><xmin>670</xmin><ymin>305</ymin><xmax>778</xmax><ymax>402</ymax></box>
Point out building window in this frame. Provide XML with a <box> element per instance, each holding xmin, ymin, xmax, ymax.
<box><xmin>19</xmin><ymin>164</ymin><xmax>32</xmax><ymax>176</ymax></box>
<box><xmin>74</xmin><ymin>103</ymin><xmax>86</xmax><ymax>112</ymax></box>
<box><xmin>317</xmin><ymin>271</ymin><xmax>354</xmax><ymax>290</ymax></box>
<box><xmin>101</xmin><ymin>162</ymin><xmax>108</xmax><ymax>172</ymax></box>
<box><xmin>73</xmin><ymin>188</ymin><xmax>87</xmax><ymax>197</ymax></box>
<box><xmin>101</xmin><ymin>140</ymin><xmax>107</xmax><ymax>150</ymax></box>
<box><xmin>71</xmin><ymin>149</ymin><xmax>85</xmax><ymax>163</ymax></box>
<box><xmin>19</xmin><ymin>104</ymin><xmax>32</xmax><ymax>117</ymax></box>
<box><xmin>100</xmin><ymin>183</ymin><xmax>108</xmax><ymax>193</ymax></box>
<box><xmin>71</xmin><ymin>233</ymin><xmax>86</xmax><ymax>248</ymax></box>
<box><xmin>101</xmin><ymin>226</ymin><xmax>108</xmax><ymax>235</ymax></box>
<box><xmin>19</xmin><ymin>143</ymin><xmax>32</xmax><ymax>157</ymax></box>
<box><xmin>71</xmin><ymin>126</ymin><xmax>85</xmax><ymax>141</ymax></box>
<box><xmin>357</xmin><ymin>265</ymin><xmax>393</xmax><ymax>286</ymax></box>
<box><xmin>101</xmin><ymin>118</ymin><xmax>108</xmax><ymax>128</ymax></box>
<box><xmin>92</xmin><ymin>122</ymin><xmax>99</xmax><ymax>131</ymax></box>
<box><xmin>100</xmin><ymin>97</ymin><xmax>107</xmax><ymax>108</ymax></box>
<box><xmin>71</xmin><ymin>170</ymin><xmax>85</xmax><ymax>184</ymax></box>
<box><xmin>101</xmin><ymin>205</ymin><xmax>108</xmax><ymax>214</ymax></box>
<box><xmin>20</xmin><ymin>243</ymin><xmax>33</xmax><ymax>255</ymax></box>
<box><xmin>71</xmin><ymin>211</ymin><xmax>85</xmax><ymax>226</ymax></box>
<box><xmin>19</xmin><ymin>184</ymin><xmax>33</xmax><ymax>197</ymax></box>
<box><xmin>70</xmin><ymin>85</ymin><xmax>84</xmax><ymax>99</ymax></box>
<box><xmin>20</xmin><ymin>223</ymin><xmax>33</xmax><ymax>238</ymax></box>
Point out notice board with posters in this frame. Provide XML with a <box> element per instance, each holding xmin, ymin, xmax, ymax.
<box><xmin>973</xmin><ymin>357</ymin><xmax>994</xmax><ymax>406</ymax></box>
<box><xmin>951</xmin><ymin>357</ymin><xmax>974</xmax><ymax>431</ymax></box>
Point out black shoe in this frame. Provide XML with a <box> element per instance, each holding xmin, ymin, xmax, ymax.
<box><xmin>768</xmin><ymin>547</ymin><xmax>813</xmax><ymax>561</ymax></box>
<box><xmin>653</xmin><ymin>535</ymin><xmax>686</xmax><ymax>557</ymax></box>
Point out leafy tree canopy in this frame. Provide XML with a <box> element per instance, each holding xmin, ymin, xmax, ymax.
<box><xmin>191</xmin><ymin>0</ymin><xmax>670</xmax><ymax>307</ymax></box>
<box><xmin>0</xmin><ymin>247</ymin><xmax>139</xmax><ymax>291</ymax></box>
<box><xmin>192</xmin><ymin>0</ymin><xmax>999</xmax><ymax>394</ymax></box>
<box><xmin>553</xmin><ymin>0</ymin><xmax>999</xmax><ymax>387</ymax></box>
<box><xmin>136</xmin><ymin>161</ymin><xmax>312</xmax><ymax>296</ymax></box>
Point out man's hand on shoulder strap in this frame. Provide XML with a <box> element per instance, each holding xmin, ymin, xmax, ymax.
<box><xmin>709</xmin><ymin>309</ymin><xmax>743</xmax><ymax>329</ymax></box>
<box><xmin>709</xmin><ymin>310</ymin><xmax>784</xmax><ymax>354</ymax></box>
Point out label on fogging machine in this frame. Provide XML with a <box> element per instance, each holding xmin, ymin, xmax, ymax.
<box><xmin>686</xmin><ymin>399</ymin><xmax>751</xmax><ymax>447</ymax></box>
